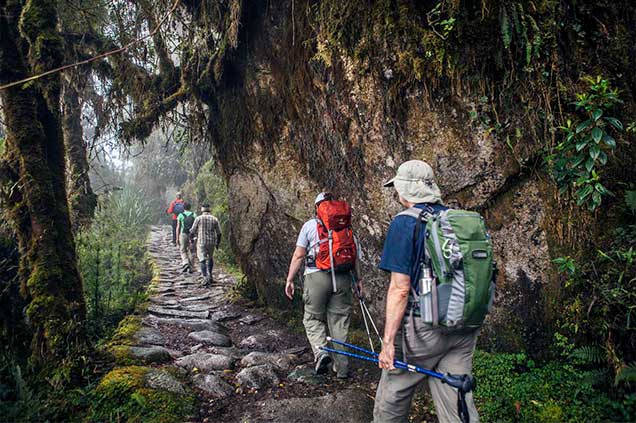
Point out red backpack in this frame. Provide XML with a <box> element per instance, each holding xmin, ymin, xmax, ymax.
<box><xmin>315</xmin><ymin>200</ymin><xmax>357</xmax><ymax>275</ymax></box>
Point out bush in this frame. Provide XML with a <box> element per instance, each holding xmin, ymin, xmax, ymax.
<box><xmin>473</xmin><ymin>351</ymin><xmax>636</xmax><ymax>422</ymax></box>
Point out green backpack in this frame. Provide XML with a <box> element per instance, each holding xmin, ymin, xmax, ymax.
<box><xmin>399</xmin><ymin>207</ymin><xmax>496</xmax><ymax>330</ymax></box>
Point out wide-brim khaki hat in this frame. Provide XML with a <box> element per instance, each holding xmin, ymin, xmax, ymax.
<box><xmin>384</xmin><ymin>160</ymin><xmax>442</xmax><ymax>204</ymax></box>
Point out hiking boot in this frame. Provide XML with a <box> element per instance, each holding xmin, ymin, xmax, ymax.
<box><xmin>332</xmin><ymin>364</ymin><xmax>349</xmax><ymax>379</ymax></box>
<box><xmin>315</xmin><ymin>353</ymin><xmax>332</xmax><ymax>375</ymax></box>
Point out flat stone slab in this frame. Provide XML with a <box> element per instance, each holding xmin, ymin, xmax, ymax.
<box><xmin>242</xmin><ymin>389</ymin><xmax>373</xmax><ymax>423</ymax></box>
<box><xmin>183</xmin><ymin>304</ymin><xmax>212</xmax><ymax>312</ymax></box>
<box><xmin>191</xmin><ymin>373</ymin><xmax>233</xmax><ymax>398</ymax></box>
<box><xmin>156</xmin><ymin>287</ymin><xmax>175</xmax><ymax>293</ymax></box>
<box><xmin>175</xmin><ymin>352</ymin><xmax>235</xmax><ymax>371</ymax></box>
<box><xmin>142</xmin><ymin>316</ymin><xmax>227</xmax><ymax>333</ymax></box>
<box><xmin>144</xmin><ymin>369</ymin><xmax>186</xmax><ymax>394</ymax></box>
<box><xmin>238</xmin><ymin>314</ymin><xmax>266</xmax><ymax>325</ymax></box>
<box><xmin>180</xmin><ymin>294</ymin><xmax>211</xmax><ymax>302</ymax></box>
<box><xmin>148</xmin><ymin>305</ymin><xmax>209</xmax><ymax>319</ymax></box>
<box><xmin>129</xmin><ymin>346</ymin><xmax>172</xmax><ymax>364</ymax></box>
<box><xmin>238</xmin><ymin>330</ymin><xmax>284</xmax><ymax>352</ymax></box>
<box><xmin>134</xmin><ymin>327</ymin><xmax>165</xmax><ymax>345</ymax></box>
<box><xmin>240</xmin><ymin>352</ymin><xmax>294</xmax><ymax>370</ymax></box>
<box><xmin>149</xmin><ymin>297</ymin><xmax>178</xmax><ymax>306</ymax></box>
<box><xmin>187</xmin><ymin>330</ymin><xmax>232</xmax><ymax>347</ymax></box>
<box><xmin>235</xmin><ymin>364</ymin><xmax>280</xmax><ymax>390</ymax></box>
<box><xmin>209</xmin><ymin>309</ymin><xmax>242</xmax><ymax>322</ymax></box>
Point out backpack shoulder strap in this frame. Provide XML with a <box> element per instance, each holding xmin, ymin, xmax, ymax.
<box><xmin>396</xmin><ymin>207</ymin><xmax>422</xmax><ymax>219</ymax></box>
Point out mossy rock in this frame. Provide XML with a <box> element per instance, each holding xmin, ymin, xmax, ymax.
<box><xmin>108</xmin><ymin>315</ymin><xmax>143</xmax><ymax>346</ymax></box>
<box><xmin>87</xmin><ymin>366</ymin><xmax>195</xmax><ymax>423</ymax></box>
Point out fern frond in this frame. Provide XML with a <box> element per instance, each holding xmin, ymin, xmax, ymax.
<box><xmin>571</xmin><ymin>346</ymin><xmax>606</xmax><ymax>364</ymax></box>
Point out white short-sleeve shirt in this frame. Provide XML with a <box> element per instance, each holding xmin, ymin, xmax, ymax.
<box><xmin>296</xmin><ymin>219</ymin><xmax>322</xmax><ymax>275</ymax></box>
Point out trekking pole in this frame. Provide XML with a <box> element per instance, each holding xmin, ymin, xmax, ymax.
<box><xmin>356</xmin><ymin>284</ymin><xmax>376</xmax><ymax>353</ymax></box>
<box><xmin>325</xmin><ymin>338</ymin><xmax>476</xmax><ymax>397</ymax></box>
<box><xmin>352</xmin><ymin>276</ymin><xmax>383</xmax><ymax>349</ymax></box>
<box><xmin>320</xmin><ymin>339</ymin><xmax>476</xmax><ymax>423</ymax></box>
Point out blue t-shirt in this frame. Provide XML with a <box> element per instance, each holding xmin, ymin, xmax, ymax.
<box><xmin>378</xmin><ymin>203</ymin><xmax>448</xmax><ymax>285</ymax></box>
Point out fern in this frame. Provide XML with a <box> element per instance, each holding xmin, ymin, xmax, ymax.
<box><xmin>615</xmin><ymin>363</ymin><xmax>636</xmax><ymax>385</ymax></box>
<box><xmin>571</xmin><ymin>346</ymin><xmax>606</xmax><ymax>364</ymax></box>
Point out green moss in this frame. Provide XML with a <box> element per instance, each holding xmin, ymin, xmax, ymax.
<box><xmin>88</xmin><ymin>366</ymin><xmax>195</xmax><ymax>423</ymax></box>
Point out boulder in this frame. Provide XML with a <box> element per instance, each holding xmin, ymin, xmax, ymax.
<box><xmin>187</xmin><ymin>330</ymin><xmax>232</xmax><ymax>347</ymax></box>
<box><xmin>144</xmin><ymin>369</ymin><xmax>186</xmax><ymax>394</ymax></box>
<box><xmin>191</xmin><ymin>373</ymin><xmax>234</xmax><ymax>398</ymax></box>
<box><xmin>128</xmin><ymin>346</ymin><xmax>172</xmax><ymax>364</ymax></box>
<box><xmin>235</xmin><ymin>365</ymin><xmax>280</xmax><ymax>390</ymax></box>
<box><xmin>175</xmin><ymin>352</ymin><xmax>235</xmax><ymax>371</ymax></box>
<box><xmin>240</xmin><ymin>352</ymin><xmax>293</xmax><ymax>370</ymax></box>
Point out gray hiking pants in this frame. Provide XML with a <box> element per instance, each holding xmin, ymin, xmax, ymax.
<box><xmin>373</xmin><ymin>316</ymin><xmax>480</xmax><ymax>423</ymax></box>
<box><xmin>302</xmin><ymin>271</ymin><xmax>353</xmax><ymax>375</ymax></box>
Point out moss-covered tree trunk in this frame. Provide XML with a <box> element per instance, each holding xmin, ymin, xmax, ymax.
<box><xmin>0</xmin><ymin>0</ymin><xmax>86</xmax><ymax>369</ymax></box>
<box><xmin>62</xmin><ymin>77</ymin><xmax>97</xmax><ymax>229</ymax></box>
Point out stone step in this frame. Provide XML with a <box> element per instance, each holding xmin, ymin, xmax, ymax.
<box><xmin>148</xmin><ymin>305</ymin><xmax>209</xmax><ymax>319</ymax></box>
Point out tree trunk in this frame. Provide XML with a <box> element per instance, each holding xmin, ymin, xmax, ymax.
<box><xmin>0</xmin><ymin>0</ymin><xmax>87</xmax><ymax>369</ymax></box>
<box><xmin>62</xmin><ymin>77</ymin><xmax>97</xmax><ymax>229</ymax></box>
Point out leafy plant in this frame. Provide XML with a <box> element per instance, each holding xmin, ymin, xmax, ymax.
<box><xmin>547</xmin><ymin>76</ymin><xmax>623</xmax><ymax>211</ymax></box>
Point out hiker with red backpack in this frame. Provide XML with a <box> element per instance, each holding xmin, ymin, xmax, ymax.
<box><xmin>176</xmin><ymin>202</ymin><xmax>197</xmax><ymax>273</ymax></box>
<box><xmin>284</xmin><ymin>192</ymin><xmax>362</xmax><ymax>378</ymax></box>
<box><xmin>167</xmin><ymin>192</ymin><xmax>185</xmax><ymax>245</ymax></box>
<box><xmin>373</xmin><ymin>160</ymin><xmax>496</xmax><ymax>423</ymax></box>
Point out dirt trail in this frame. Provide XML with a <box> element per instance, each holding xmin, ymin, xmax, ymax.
<box><xmin>140</xmin><ymin>226</ymin><xmax>376</xmax><ymax>422</ymax></box>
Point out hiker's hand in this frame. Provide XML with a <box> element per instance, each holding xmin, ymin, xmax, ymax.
<box><xmin>378</xmin><ymin>344</ymin><xmax>395</xmax><ymax>370</ymax></box>
<box><xmin>356</xmin><ymin>279</ymin><xmax>364</xmax><ymax>298</ymax></box>
<box><xmin>285</xmin><ymin>280</ymin><xmax>295</xmax><ymax>300</ymax></box>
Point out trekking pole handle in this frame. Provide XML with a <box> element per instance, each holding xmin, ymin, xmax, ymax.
<box><xmin>442</xmin><ymin>373</ymin><xmax>476</xmax><ymax>393</ymax></box>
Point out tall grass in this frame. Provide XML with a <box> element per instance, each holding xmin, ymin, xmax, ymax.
<box><xmin>76</xmin><ymin>186</ymin><xmax>153</xmax><ymax>340</ymax></box>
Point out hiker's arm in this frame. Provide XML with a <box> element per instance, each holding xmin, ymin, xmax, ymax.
<box><xmin>378</xmin><ymin>272</ymin><xmax>411</xmax><ymax>370</ymax></box>
<box><xmin>167</xmin><ymin>201</ymin><xmax>174</xmax><ymax>214</ymax></box>
<box><xmin>190</xmin><ymin>217</ymin><xmax>199</xmax><ymax>236</ymax></box>
<box><xmin>285</xmin><ymin>246</ymin><xmax>306</xmax><ymax>299</ymax></box>
<box><xmin>176</xmin><ymin>219</ymin><xmax>181</xmax><ymax>245</ymax></box>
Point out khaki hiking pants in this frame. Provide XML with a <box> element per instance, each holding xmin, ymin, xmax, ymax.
<box><xmin>373</xmin><ymin>316</ymin><xmax>480</xmax><ymax>423</ymax></box>
<box><xmin>179</xmin><ymin>234</ymin><xmax>193</xmax><ymax>268</ymax></box>
<box><xmin>302</xmin><ymin>271</ymin><xmax>353</xmax><ymax>375</ymax></box>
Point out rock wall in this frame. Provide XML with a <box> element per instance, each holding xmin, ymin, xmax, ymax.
<box><xmin>213</xmin><ymin>2</ymin><xmax>557</xmax><ymax>351</ymax></box>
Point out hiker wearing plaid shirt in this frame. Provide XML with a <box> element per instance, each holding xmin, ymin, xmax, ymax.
<box><xmin>190</xmin><ymin>204</ymin><xmax>222</xmax><ymax>284</ymax></box>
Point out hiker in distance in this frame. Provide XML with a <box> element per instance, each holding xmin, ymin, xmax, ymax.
<box><xmin>284</xmin><ymin>192</ymin><xmax>362</xmax><ymax>378</ymax></box>
<box><xmin>190</xmin><ymin>204</ymin><xmax>222</xmax><ymax>286</ymax></box>
<box><xmin>167</xmin><ymin>192</ymin><xmax>185</xmax><ymax>245</ymax></box>
<box><xmin>176</xmin><ymin>202</ymin><xmax>197</xmax><ymax>273</ymax></box>
<box><xmin>373</xmin><ymin>160</ymin><xmax>495</xmax><ymax>423</ymax></box>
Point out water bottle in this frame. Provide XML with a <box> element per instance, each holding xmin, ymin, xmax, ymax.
<box><xmin>419</xmin><ymin>261</ymin><xmax>434</xmax><ymax>323</ymax></box>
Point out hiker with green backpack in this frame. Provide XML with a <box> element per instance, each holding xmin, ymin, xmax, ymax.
<box><xmin>176</xmin><ymin>202</ymin><xmax>197</xmax><ymax>273</ymax></box>
<box><xmin>373</xmin><ymin>160</ymin><xmax>496</xmax><ymax>423</ymax></box>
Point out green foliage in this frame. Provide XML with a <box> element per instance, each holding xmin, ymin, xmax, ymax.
<box><xmin>548</xmin><ymin>76</ymin><xmax>624</xmax><ymax>210</ymax></box>
<box><xmin>473</xmin><ymin>350</ymin><xmax>636</xmax><ymax>422</ymax></box>
<box><xmin>555</xmin><ymin>215</ymin><xmax>636</xmax><ymax>371</ymax></box>
<box><xmin>76</xmin><ymin>186</ymin><xmax>152</xmax><ymax>340</ymax></box>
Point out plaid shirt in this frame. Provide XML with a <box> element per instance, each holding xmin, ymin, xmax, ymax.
<box><xmin>190</xmin><ymin>213</ymin><xmax>221</xmax><ymax>248</ymax></box>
